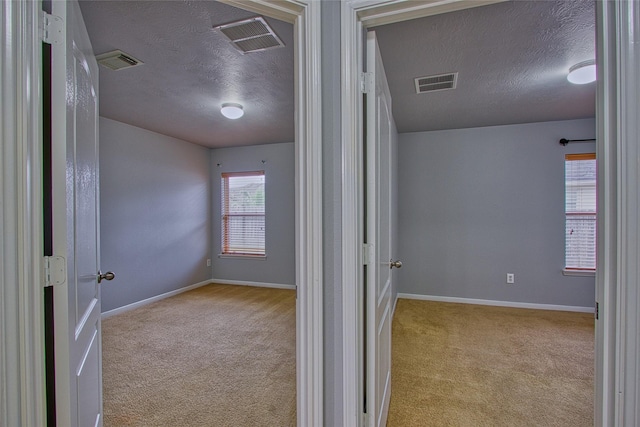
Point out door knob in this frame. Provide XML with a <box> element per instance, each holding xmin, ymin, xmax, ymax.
<box><xmin>97</xmin><ymin>271</ymin><xmax>115</xmax><ymax>283</ymax></box>
<box><xmin>390</xmin><ymin>260</ymin><xmax>402</xmax><ymax>269</ymax></box>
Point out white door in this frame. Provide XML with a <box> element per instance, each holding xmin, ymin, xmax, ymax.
<box><xmin>365</xmin><ymin>30</ymin><xmax>399</xmax><ymax>427</ymax></box>
<box><xmin>51</xmin><ymin>1</ymin><xmax>105</xmax><ymax>426</ymax></box>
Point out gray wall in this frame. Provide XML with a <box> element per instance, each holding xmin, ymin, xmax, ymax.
<box><xmin>397</xmin><ymin>118</ymin><xmax>596</xmax><ymax>308</ymax></box>
<box><xmin>210</xmin><ymin>143</ymin><xmax>295</xmax><ymax>285</ymax></box>
<box><xmin>100</xmin><ymin>117</ymin><xmax>212</xmax><ymax>312</ymax></box>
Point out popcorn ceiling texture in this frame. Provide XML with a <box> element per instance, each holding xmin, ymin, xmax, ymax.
<box><xmin>79</xmin><ymin>1</ymin><xmax>294</xmax><ymax>148</ymax></box>
<box><xmin>80</xmin><ymin>0</ymin><xmax>594</xmax><ymax>146</ymax></box>
<box><xmin>372</xmin><ymin>0</ymin><xmax>596</xmax><ymax>133</ymax></box>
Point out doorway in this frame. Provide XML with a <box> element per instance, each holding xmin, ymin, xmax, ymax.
<box><xmin>42</xmin><ymin>0</ymin><xmax>323</xmax><ymax>426</ymax></box>
<box><xmin>341</xmin><ymin>1</ymin><xmax>607</xmax><ymax>425</ymax></box>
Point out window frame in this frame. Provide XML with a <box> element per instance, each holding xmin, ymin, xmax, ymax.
<box><xmin>563</xmin><ymin>153</ymin><xmax>596</xmax><ymax>275</ymax></box>
<box><xmin>220</xmin><ymin>170</ymin><xmax>266</xmax><ymax>257</ymax></box>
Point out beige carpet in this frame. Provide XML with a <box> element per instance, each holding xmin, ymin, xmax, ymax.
<box><xmin>387</xmin><ymin>299</ymin><xmax>594</xmax><ymax>427</ymax></box>
<box><xmin>102</xmin><ymin>283</ymin><xmax>296</xmax><ymax>427</ymax></box>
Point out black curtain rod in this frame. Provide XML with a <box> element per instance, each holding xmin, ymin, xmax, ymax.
<box><xmin>559</xmin><ymin>138</ymin><xmax>596</xmax><ymax>146</ymax></box>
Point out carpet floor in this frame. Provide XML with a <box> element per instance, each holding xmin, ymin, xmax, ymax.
<box><xmin>387</xmin><ymin>299</ymin><xmax>594</xmax><ymax>427</ymax></box>
<box><xmin>102</xmin><ymin>283</ymin><xmax>296</xmax><ymax>427</ymax></box>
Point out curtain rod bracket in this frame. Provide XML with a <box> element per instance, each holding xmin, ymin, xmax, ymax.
<box><xmin>559</xmin><ymin>138</ymin><xmax>596</xmax><ymax>146</ymax></box>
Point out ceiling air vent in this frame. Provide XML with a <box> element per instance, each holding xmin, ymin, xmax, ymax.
<box><xmin>414</xmin><ymin>72</ymin><xmax>458</xmax><ymax>94</ymax></box>
<box><xmin>214</xmin><ymin>17</ymin><xmax>285</xmax><ymax>54</ymax></box>
<box><xmin>96</xmin><ymin>50</ymin><xmax>143</xmax><ymax>71</ymax></box>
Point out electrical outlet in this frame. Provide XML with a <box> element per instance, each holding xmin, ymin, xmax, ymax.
<box><xmin>206</xmin><ymin>259</ymin><xmax>211</xmax><ymax>267</ymax></box>
<box><xmin>506</xmin><ymin>273</ymin><xmax>515</xmax><ymax>284</ymax></box>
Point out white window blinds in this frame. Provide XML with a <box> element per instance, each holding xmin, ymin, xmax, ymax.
<box><xmin>565</xmin><ymin>153</ymin><xmax>596</xmax><ymax>270</ymax></box>
<box><xmin>221</xmin><ymin>171</ymin><xmax>265</xmax><ymax>256</ymax></box>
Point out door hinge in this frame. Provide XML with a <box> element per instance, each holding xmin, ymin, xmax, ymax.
<box><xmin>362</xmin><ymin>243</ymin><xmax>375</xmax><ymax>265</ymax></box>
<box><xmin>40</xmin><ymin>11</ymin><xmax>64</xmax><ymax>45</ymax></box>
<box><xmin>595</xmin><ymin>301</ymin><xmax>599</xmax><ymax>320</ymax></box>
<box><xmin>44</xmin><ymin>256</ymin><xmax>66</xmax><ymax>287</ymax></box>
<box><xmin>361</xmin><ymin>72</ymin><xmax>374</xmax><ymax>94</ymax></box>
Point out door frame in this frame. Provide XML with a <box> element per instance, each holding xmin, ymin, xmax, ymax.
<box><xmin>340</xmin><ymin>1</ymin><xmax>639</xmax><ymax>426</ymax></box>
<box><xmin>0</xmin><ymin>0</ymin><xmax>47</xmax><ymax>425</ymax></box>
<box><xmin>596</xmin><ymin>2</ymin><xmax>640</xmax><ymax>425</ymax></box>
<box><xmin>2</xmin><ymin>0</ymin><xmax>324</xmax><ymax>426</ymax></box>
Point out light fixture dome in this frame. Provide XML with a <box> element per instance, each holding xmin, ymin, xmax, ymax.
<box><xmin>221</xmin><ymin>103</ymin><xmax>244</xmax><ymax>119</ymax></box>
<box><xmin>567</xmin><ymin>60</ymin><xmax>596</xmax><ymax>84</ymax></box>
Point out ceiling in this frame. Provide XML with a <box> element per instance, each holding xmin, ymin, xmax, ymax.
<box><xmin>79</xmin><ymin>0</ymin><xmax>596</xmax><ymax>148</ymax></box>
<box><xmin>79</xmin><ymin>0</ymin><xmax>294</xmax><ymax>148</ymax></box>
<box><xmin>372</xmin><ymin>0</ymin><xmax>596</xmax><ymax>133</ymax></box>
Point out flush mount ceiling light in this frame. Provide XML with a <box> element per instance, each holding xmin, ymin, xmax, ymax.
<box><xmin>220</xmin><ymin>103</ymin><xmax>244</xmax><ymax>119</ymax></box>
<box><xmin>567</xmin><ymin>60</ymin><xmax>596</xmax><ymax>84</ymax></box>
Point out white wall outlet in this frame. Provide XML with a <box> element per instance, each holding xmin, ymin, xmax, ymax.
<box><xmin>506</xmin><ymin>273</ymin><xmax>515</xmax><ymax>284</ymax></box>
<box><xmin>207</xmin><ymin>259</ymin><xmax>211</xmax><ymax>267</ymax></box>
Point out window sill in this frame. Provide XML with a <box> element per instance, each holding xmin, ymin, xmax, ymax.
<box><xmin>218</xmin><ymin>254</ymin><xmax>267</xmax><ymax>260</ymax></box>
<box><xmin>562</xmin><ymin>269</ymin><xmax>596</xmax><ymax>277</ymax></box>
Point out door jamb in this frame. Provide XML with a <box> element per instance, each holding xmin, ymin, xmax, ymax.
<box><xmin>596</xmin><ymin>2</ymin><xmax>640</xmax><ymax>425</ymax></box>
<box><xmin>0</xmin><ymin>0</ymin><xmax>47</xmax><ymax>425</ymax></box>
<box><xmin>595</xmin><ymin>3</ymin><xmax>616</xmax><ymax>424</ymax></box>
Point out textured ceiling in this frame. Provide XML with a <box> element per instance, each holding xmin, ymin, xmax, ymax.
<box><xmin>79</xmin><ymin>0</ymin><xmax>294</xmax><ymax>148</ymax></box>
<box><xmin>79</xmin><ymin>0</ymin><xmax>596</xmax><ymax>148</ymax></box>
<box><xmin>372</xmin><ymin>0</ymin><xmax>596</xmax><ymax>133</ymax></box>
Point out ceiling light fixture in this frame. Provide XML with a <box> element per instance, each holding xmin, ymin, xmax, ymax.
<box><xmin>220</xmin><ymin>103</ymin><xmax>244</xmax><ymax>119</ymax></box>
<box><xmin>567</xmin><ymin>60</ymin><xmax>596</xmax><ymax>84</ymax></box>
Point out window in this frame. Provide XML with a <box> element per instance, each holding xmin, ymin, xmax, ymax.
<box><xmin>565</xmin><ymin>153</ymin><xmax>596</xmax><ymax>271</ymax></box>
<box><xmin>221</xmin><ymin>171</ymin><xmax>265</xmax><ymax>256</ymax></box>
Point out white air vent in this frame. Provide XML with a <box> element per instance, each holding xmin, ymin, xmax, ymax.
<box><xmin>96</xmin><ymin>50</ymin><xmax>143</xmax><ymax>71</ymax></box>
<box><xmin>414</xmin><ymin>72</ymin><xmax>458</xmax><ymax>93</ymax></box>
<box><xmin>214</xmin><ymin>17</ymin><xmax>284</xmax><ymax>54</ymax></box>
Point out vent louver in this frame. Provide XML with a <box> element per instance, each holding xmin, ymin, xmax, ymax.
<box><xmin>214</xmin><ymin>17</ymin><xmax>284</xmax><ymax>54</ymax></box>
<box><xmin>414</xmin><ymin>72</ymin><xmax>458</xmax><ymax>93</ymax></box>
<box><xmin>96</xmin><ymin>50</ymin><xmax>143</xmax><ymax>71</ymax></box>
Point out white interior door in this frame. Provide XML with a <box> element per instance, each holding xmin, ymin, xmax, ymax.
<box><xmin>365</xmin><ymin>30</ymin><xmax>397</xmax><ymax>427</ymax></box>
<box><xmin>51</xmin><ymin>1</ymin><xmax>104</xmax><ymax>426</ymax></box>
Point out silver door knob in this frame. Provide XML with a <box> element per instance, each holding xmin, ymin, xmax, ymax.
<box><xmin>390</xmin><ymin>260</ymin><xmax>402</xmax><ymax>269</ymax></box>
<box><xmin>97</xmin><ymin>271</ymin><xmax>115</xmax><ymax>283</ymax></box>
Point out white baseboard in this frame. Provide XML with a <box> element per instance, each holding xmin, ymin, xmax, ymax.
<box><xmin>101</xmin><ymin>280</ymin><xmax>212</xmax><ymax>319</ymax></box>
<box><xmin>210</xmin><ymin>278</ymin><xmax>296</xmax><ymax>290</ymax></box>
<box><xmin>397</xmin><ymin>293</ymin><xmax>594</xmax><ymax>313</ymax></box>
